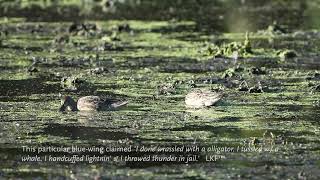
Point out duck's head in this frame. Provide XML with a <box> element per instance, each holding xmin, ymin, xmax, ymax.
<box><xmin>59</xmin><ymin>95</ymin><xmax>78</xmax><ymax>112</ymax></box>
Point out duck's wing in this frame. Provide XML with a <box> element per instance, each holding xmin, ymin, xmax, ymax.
<box><xmin>185</xmin><ymin>90</ymin><xmax>223</xmax><ymax>108</ymax></box>
<box><xmin>110</xmin><ymin>100</ymin><xmax>129</xmax><ymax>109</ymax></box>
<box><xmin>77</xmin><ymin>96</ymin><xmax>101</xmax><ymax>111</ymax></box>
<box><xmin>202</xmin><ymin>92</ymin><xmax>223</xmax><ymax>106</ymax></box>
<box><xmin>185</xmin><ymin>91</ymin><xmax>205</xmax><ymax>108</ymax></box>
<box><xmin>102</xmin><ymin>98</ymin><xmax>128</xmax><ymax>109</ymax></box>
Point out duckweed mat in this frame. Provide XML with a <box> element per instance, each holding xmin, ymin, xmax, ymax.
<box><xmin>0</xmin><ymin>0</ymin><xmax>320</xmax><ymax>179</ymax></box>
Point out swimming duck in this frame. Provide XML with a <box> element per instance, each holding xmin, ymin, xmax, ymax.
<box><xmin>185</xmin><ymin>89</ymin><xmax>223</xmax><ymax>108</ymax></box>
<box><xmin>60</xmin><ymin>96</ymin><xmax>128</xmax><ymax>112</ymax></box>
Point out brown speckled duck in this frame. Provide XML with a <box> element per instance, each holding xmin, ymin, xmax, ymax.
<box><xmin>60</xmin><ymin>96</ymin><xmax>128</xmax><ymax>112</ymax></box>
<box><xmin>185</xmin><ymin>89</ymin><xmax>223</xmax><ymax>108</ymax></box>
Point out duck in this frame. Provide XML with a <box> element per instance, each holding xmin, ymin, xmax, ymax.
<box><xmin>60</xmin><ymin>95</ymin><xmax>128</xmax><ymax>112</ymax></box>
<box><xmin>185</xmin><ymin>89</ymin><xmax>223</xmax><ymax>108</ymax></box>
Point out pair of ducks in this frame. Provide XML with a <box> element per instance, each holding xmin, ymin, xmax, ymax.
<box><xmin>60</xmin><ymin>90</ymin><xmax>222</xmax><ymax>112</ymax></box>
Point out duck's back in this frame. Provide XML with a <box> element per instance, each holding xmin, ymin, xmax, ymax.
<box><xmin>77</xmin><ymin>96</ymin><xmax>101</xmax><ymax>111</ymax></box>
<box><xmin>185</xmin><ymin>90</ymin><xmax>222</xmax><ymax>108</ymax></box>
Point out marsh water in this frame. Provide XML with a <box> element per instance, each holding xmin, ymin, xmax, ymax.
<box><xmin>0</xmin><ymin>0</ymin><xmax>320</xmax><ymax>179</ymax></box>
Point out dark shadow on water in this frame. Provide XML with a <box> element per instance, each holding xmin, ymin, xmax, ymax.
<box><xmin>167</xmin><ymin>58</ymin><xmax>233</xmax><ymax>73</ymax></box>
<box><xmin>0</xmin><ymin>44</ymin><xmax>44</xmax><ymax>52</ymax></box>
<box><xmin>217</xmin><ymin>116</ymin><xmax>241</xmax><ymax>122</ymax></box>
<box><xmin>274</xmin><ymin>104</ymin><xmax>304</xmax><ymax>112</ymax></box>
<box><xmin>31</xmin><ymin>123</ymin><xmax>133</xmax><ymax>141</ymax></box>
<box><xmin>118</xmin><ymin>56</ymin><xmax>196</xmax><ymax>70</ymax></box>
<box><xmin>118</xmin><ymin>56</ymin><xmax>231</xmax><ymax>73</ymax></box>
<box><xmin>0</xmin><ymin>0</ymin><xmax>311</xmax><ymax>32</ymax></box>
<box><xmin>0</xmin><ymin>66</ymin><xmax>23</xmax><ymax>71</ymax></box>
<box><xmin>0</xmin><ymin>78</ymin><xmax>60</xmax><ymax>97</ymax></box>
<box><xmin>2</xmin><ymin>171</ymin><xmax>49</xmax><ymax>180</ymax></box>
<box><xmin>150</xmin><ymin>23</ymin><xmax>198</xmax><ymax>34</ymax></box>
<box><xmin>167</xmin><ymin>125</ymin><xmax>285</xmax><ymax>139</ymax></box>
<box><xmin>0</xmin><ymin>96</ymin><xmax>50</xmax><ymax>102</ymax></box>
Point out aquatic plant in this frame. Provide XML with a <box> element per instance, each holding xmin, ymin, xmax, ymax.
<box><xmin>207</xmin><ymin>32</ymin><xmax>253</xmax><ymax>58</ymax></box>
<box><xmin>277</xmin><ymin>49</ymin><xmax>298</xmax><ymax>60</ymax></box>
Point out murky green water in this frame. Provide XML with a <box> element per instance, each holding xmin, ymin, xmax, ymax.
<box><xmin>0</xmin><ymin>1</ymin><xmax>320</xmax><ymax>179</ymax></box>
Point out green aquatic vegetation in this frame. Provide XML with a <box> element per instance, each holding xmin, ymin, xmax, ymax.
<box><xmin>101</xmin><ymin>31</ymin><xmax>121</xmax><ymax>42</ymax></box>
<box><xmin>222</xmin><ymin>68</ymin><xmax>237</xmax><ymax>78</ymax></box>
<box><xmin>257</xmin><ymin>21</ymin><xmax>287</xmax><ymax>37</ymax></box>
<box><xmin>277</xmin><ymin>49</ymin><xmax>298</xmax><ymax>60</ymax></box>
<box><xmin>0</xmin><ymin>31</ymin><xmax>5</xmax><ymax>46</ymax></box>
<box><xmin>1</xmin><ymin>17</ymin><xmax>320</xmax><ymax>179</ymax></box>
<box><xmin>53</xmin><ymin>34</ymin><xmax>70</xmax><ymax>44</ymax></box>
<box><xmin>206</xmin><ymin>32</ymin><xmax>253</xmax><ymax>58</ymax></box>
<box><xmin>60</xmin><ymin>76</ymin><xmax>89</xmax><ymax>92</ymax></box>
